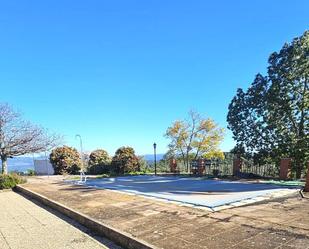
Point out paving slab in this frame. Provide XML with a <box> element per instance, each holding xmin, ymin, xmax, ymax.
<box><xmin>18</xmin><ymin>176</ymin><xmax>309</xmax><ymax>249</ymax></box>
<box><xmin>0</xmin><ymin>190</ymin><xmax>121</xmax><ymax>249</ymax></box>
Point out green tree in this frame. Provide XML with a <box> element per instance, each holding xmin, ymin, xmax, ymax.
<box><xmin>88</xmin><ymin>149</ymin><xmax>111</xmax><ymax>166</ymax></box>
<box><xmin>111</xmin><ymin>146</ymin><xmax>140</xmax><ymax>174</ymax></box>
<box><xmin>49</xmin><ymin>146</ymin><xmax>81</xmax><ymax>174</ymax></box>
<box><xmin>137</xmin><ymin>156</ymin><xmax>148</xmax><ymax>172</ymax></box>
<box><xmin>227</xmin><ymin>30</ymin><xmax>309</xmax><ymax>178</ymax></box>
<box><xmin>165</xmin><ymin>111</ymin><xmax>224</xmax><ymax>172</ymax></box>
<box><xmin>88</xmin><ymin>149</ymin><xmax>111</xmax><ymax>174</ymax></box>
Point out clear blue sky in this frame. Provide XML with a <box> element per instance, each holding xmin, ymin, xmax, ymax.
<box><xmin>1</xmin><ymin>1</ymin><xmax>308</xmax><ymax>155</ymax></box>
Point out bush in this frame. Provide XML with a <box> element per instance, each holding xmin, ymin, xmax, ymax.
<box><xmin>212</xmin><ymin>169</ymin><xmax>220</xmax><ymax>177</ymax></box>
<box><xmin>0</xmin><ymin>174</ymin><xmax>26</xmax><ymax>189</ymax></box>
<box><xmin>111</xmin><ymin>146</ymin><xmax>140</xmax><ymax>174</ymax></box>
<box><xmin>88</xmin><ymin>164</ymin><xmax>112</xmax><ymax>174</ymax></box>
<box><xmin>26</xmin><ymin>169</ymin><xmax>36</xmax><ymax>176</ymax></box>
<box><xmin>88</xmin><ymin>149</ymin><xmax>111</xmax><ymax>174</ymax></box>
<box><xmin>138</xmin><ymin>156</ymin><xmax>148</xmax><ymax>172</ymax></box>
<box><xmin>49</xmin><ymin>146</ymin><xmax>82</xmax><ymax>175</ymax></box>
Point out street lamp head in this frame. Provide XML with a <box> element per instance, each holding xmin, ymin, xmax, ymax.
<box><xmin>153</xmin><ymin>143</ymin><xmax>157</xmax><ymax>149</ymax></box>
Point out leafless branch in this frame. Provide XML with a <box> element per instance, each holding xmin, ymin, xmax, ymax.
<box><xmin>0</xmin><ymin>103</ymin><xmax>62</xmax><ymax>173</ymax></box>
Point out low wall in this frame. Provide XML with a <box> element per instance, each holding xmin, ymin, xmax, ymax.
<box><xmin>15</xmin><ymin>185</ymin><xmax>157</xmax><ymax>249</ymax></box>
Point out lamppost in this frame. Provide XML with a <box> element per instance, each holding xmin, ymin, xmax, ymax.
<box><xmin>153</xmin><ymin>143</ymin><xmax>157</xmax><ymax>175</ymax></box>
<box><xmin>75</xmin><ymin>134</ymin><xmax>84</xmax><ymax>170</ymax></box>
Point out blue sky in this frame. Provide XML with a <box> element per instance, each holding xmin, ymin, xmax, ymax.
<box><xmin>0</xmin><ymin>1</ymin><xmax>308</xmax><ymax>155</ymax></box>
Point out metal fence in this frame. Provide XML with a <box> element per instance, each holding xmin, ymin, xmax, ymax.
<box><xmin>145</xmin><ymin>155</ymin><xmax>280</xmax><ymax>178</ymax></box>
<box><xmin>145</xmin><ymin>157</ymin><xmax>235</xmax><ymax>175</ymax></box>
<box><xmin>241</xmin><ymin>159</ymin><xmax>279</xmax><ymax>178</ymax></box>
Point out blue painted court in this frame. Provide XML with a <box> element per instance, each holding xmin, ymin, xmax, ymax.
<box><xmin>80</xmin><ymin>175</ymin><xmax>298</xmax><ymax>208</ymax></box>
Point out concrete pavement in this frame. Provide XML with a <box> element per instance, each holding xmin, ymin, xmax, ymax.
<box><xmin>20</xmin><ymin>177</ymin><xmax>309</xmax><ymax>249</ymax></box>
<box><xmin>0</xmin><ymin>191</ymin><xmax>121</xmax><ymax>249</ymax></box>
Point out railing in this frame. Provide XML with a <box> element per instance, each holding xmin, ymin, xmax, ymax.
<box><xmin>146</xmin><ymin>157</ymin><xmax>279</xmax><ymax>178</ymax></box>
<box><xmin>241</xmin><ymin>160</ymin><xmax>279</xmax><ymax>178</ymax></box>
<box><xmin>84</xmin><ymin>156</ymin><xmax>280</xmax><ymax>178</ymax></box>
<box><xmin>146</xmin><ymin>158</ymin><xmax>235</xmax><ymax>175</ymax></box>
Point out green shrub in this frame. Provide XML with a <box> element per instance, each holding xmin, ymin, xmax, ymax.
<box><xmin>88</xmin><ymin>149</ymin><xmax>112</xmax><ymax>174</ymax></box>
<box><xmin>0</xmin><ymin>174</ymin><xmax>26</xmax><ymax>189</ymax></box>
<box><xmin>111</xmin><ymin>146</ymin><xmax>140</xmax><ymax>174</ymax></box>
<box><xmin>88</xmin><ymin>164</ymin><xmax>112</xmax><ymax>174</ymax></box>
<box><xmin>10</xmin><ymin>170</ymin><xmax>25</xmax><ymax>176</ymax></box>
<box><xmin>26</xmin><ymin>169</ymin><xmax>36</xmax><ymax>176</ymax></box>
<box><xmin>49</xmin><ymin>146</ymin><xmax>82</xmax><ymax>174</ymax></box>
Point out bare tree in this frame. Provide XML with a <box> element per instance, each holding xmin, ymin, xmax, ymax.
<box><xmin>0</xmin><ymin>103</ymin><xmax>61</xmax><ymax>174</ymax></box>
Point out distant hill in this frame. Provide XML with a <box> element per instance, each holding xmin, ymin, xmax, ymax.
<box><xmin>1</xmin><ymin>157</ymin><xmax>35</xmax><ymax>173</ymax></box>
<box><xmin>142</xmin><ymin>154</ymin><xmax>164</xmax><ymax>162</ymax></box>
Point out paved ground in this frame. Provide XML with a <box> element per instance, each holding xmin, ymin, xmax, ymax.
<box><xmin>0</xmin><ymin>190</ymin><xmax>121</xmax><ymax>249</ymax></box>
<box><xmin>21</xmin><ymin>176</ymin><xmax>309</xmax><ymax>249</ymax></box>
<box><xmin>76</xmin><ymin>175</ymin><xmax>299</xmax><ymax>208</ymax></box>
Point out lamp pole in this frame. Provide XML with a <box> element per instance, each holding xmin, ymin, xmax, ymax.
<box><xmin>75</xmin><ymin>134</ymin><xmax>84</xmax><ymax>170</ymax></box>
<box><xmin>153</xmin><ymin>143</ymin><xmax>157</xmax><ymax>175</ymax></box>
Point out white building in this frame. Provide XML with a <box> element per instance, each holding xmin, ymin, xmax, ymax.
<box><xmin>34</xmin><ymin>159</ymin><xmax>54</xmax><ymax>175</ymax></box>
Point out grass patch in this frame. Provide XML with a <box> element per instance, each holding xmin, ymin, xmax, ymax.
<box><xmin>67</xmin><ymin>171</ymin><xmax>155</xmax><ymax>180</ymax></box>
<box><xmin>259</xmin><ymin>179</ymin><xmax>305</xmax><ymax>187</ymax></box>
<box><xmin>93</xmin><ymin>174</ymin><xmax>110</xmax><ymax>178</ymax></box>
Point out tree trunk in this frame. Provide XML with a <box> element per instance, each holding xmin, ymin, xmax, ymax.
<box><xmin>186</xmin><ymin>158</ymin><xmax>190</xmax><ymax>173</ymax></box>
<box><xmin>1</xmin><ymin>156</ymin><xmax>8</xmax><ymax>174</ymax></box>
<box><xmin>295</xmin><ymin>167</ymin><xmax>302</xmax><ymax>179</ymax></box>
<box><xmin>294</xmin><ymin>158</ymin><xmax>303</xmax><ymax>179</ymax></box>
